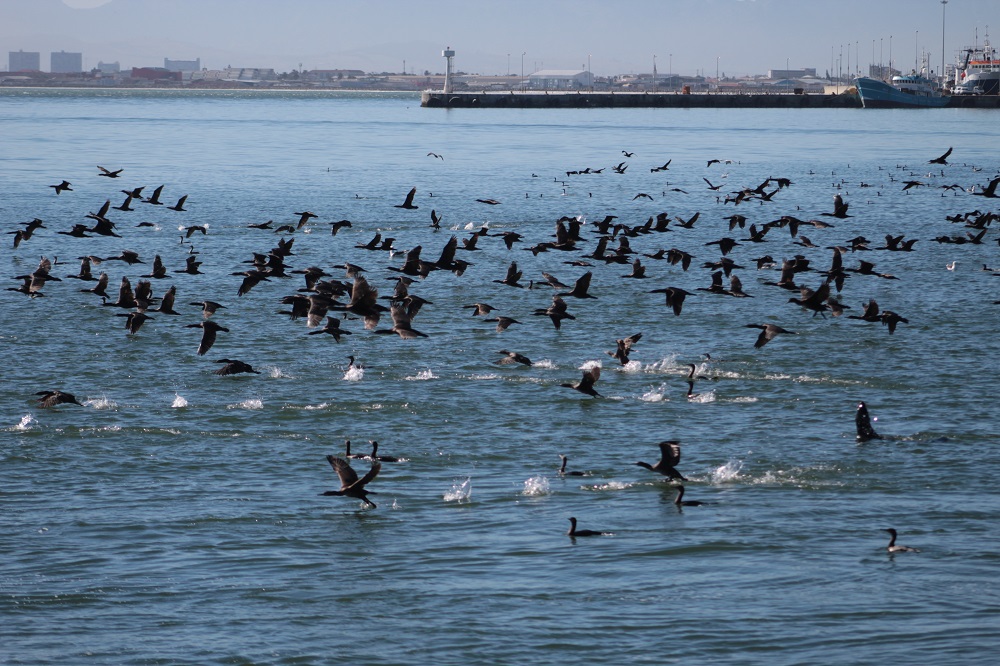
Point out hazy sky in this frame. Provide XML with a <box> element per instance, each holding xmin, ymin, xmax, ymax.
<box><xmin>4</xmin><ymin>0</ymin><xmax>997</xmax><ymax>77</ymax></box>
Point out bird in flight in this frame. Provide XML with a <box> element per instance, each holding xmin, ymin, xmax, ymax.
<box><xmin>394</xmin><ymin>187</ymin><xmax>419</xmax><ymax>209</ymax></box>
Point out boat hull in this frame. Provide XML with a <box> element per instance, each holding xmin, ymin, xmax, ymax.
<box><xmin>855</xmin><ymin>77</ymin><xmax>950</xmax><ymax>108</ymax></box>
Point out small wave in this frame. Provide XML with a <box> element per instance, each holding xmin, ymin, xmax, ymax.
<box><xmin>711</xmin><ymin>459</ymin><xmax>745</xmax><ymax>483</ymax></box>
<box><xmin>302</xmin><ymin>402</ymin><xmax>332</xmax><ymax>410</ymax></box>
<box><xmin>343</xmin><ymin>367</ymin><xmax>365</xmax><ymax>381</ymax></box>
<box><xmin>444</xmin><ymin>477</ymin><xmax>472</xmax><ymax>502</ymax></box>
<box><xmin>532</xmin><ymin>359</ymin><xmax>557</xmax><ymax>369</ymax></box>
<box><xmin>171</xmin><ymin>394</ymin><xmax>188</xmax><ymax>408</ymax></box>
<box><xmin>406</xmin><ymin>369</ymin><xmax>436</xmax><ymax>381</ymax></box>
<box><xmin>269</xmin><ymin>366</ymin><xmax>292</xmax><ymax>379</ymax></box>
<box><xmin>471</xmin><ymin>373</ymin><xmax>501</xmax><ymax>380</ymax></box>
<box><xmin>729</xmin><ymin>396</ymin><xmax>758</xmax><ymax>403</ymax></box>
<box><xmin>522</xmin><ymin>476</ymin><xmax>551</xmax><ymax>496</ymax></box>
<box><xmin>228</xmin><ymin>399</ymin><xmax>263</xmax><ymax>410</ymax></box>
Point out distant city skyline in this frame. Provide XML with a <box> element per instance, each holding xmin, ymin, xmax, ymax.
<box><xmin>4</xmin><ymin>0</ymin><xmax>997</xmax><ymax>78</ymax></box>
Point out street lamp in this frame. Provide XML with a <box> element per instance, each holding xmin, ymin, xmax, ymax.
<box><xmin>669</xmin><ymin>53</ymin><xmax>672</xmax><ymax>89</ymax></box>
<box><xmin>716</xmin><ymin>56</ymin><xmax>720</xmax><ymax>90</ymax></box>
<box><xmin>941</xmin><ymin>0</ymin><xmax>948</xmax><ymax>85</ymax></box>
<box><xmin>653</xmin><ymin>54</ymin><xmax>657</xmax><ymax>93</ymax></box>
<box><xmin>521</xmin><ymin>51</ymin><xmax>525</xmax><ymax>91</ymax></box>
<box><xmin>588</xmin><ymin>53</ymin><xmax>592</xmax><ymax>90</ymax></box>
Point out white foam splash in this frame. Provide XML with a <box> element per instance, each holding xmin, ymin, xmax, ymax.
<box><xmin>228</xmin><ymin>399</ymin><xmax>263</xmax><ymax>410</ymax></box>
<box><xmin>580</xmin><ymin>359</ymin><xmax>603</xmax><ymax>372</ymax></box>
<box><xmin>621</xmin><ymin>360</ymin><xmax>643</xmax><ymax>374</ymax></box>
<box><xmin>730</xmin><ymin>396</ymin><xmax>758</xmax><ymax>403</ymax></box>
<box><xmin>269</xmin><ymin>366</ymin><xmax>292</xmax><ymax>379</ymax></box>
<box><xmin>711</xmin><ymin>459</ymin><xmax>744</xmax><ymax>483</ymax></box>
<box><xmin>303</xmin><ymin>402</ymin><xmax>331</xmax><ymax>410</ymax></box>
<box><xmin>14</xmin><ymin>414</ymin><xmax>36</xmax><ymax>431</ymax></box>
<box><xmin>343</xmin><ymin>366</ymin><xmax>365</xmax><ymax>381</ymax></box>
<box><xmin>640</xmin><ymin>385</ymin><xmax>669</xmax><ymax>402</ymax></box>
<box><xmin>171</xmin><ymin>394</ymin><xmax>188</xmax><ymax>408</ymax></box>
<box><xmin>472</xmin><ymin>373</ymin><xmax>501</xmax><ymax>380</ymax></box>
<box><xmin>687</xmin><ymin>390</ymin><xmax>716</xmax><ymax>403</ymax></box>
<box><xmin>586</xmin><ymin>480</ymin><xmax>632</xmax><ymax>491</ymax></box>
<box><xmin>444</xmin><ymin>477</ymin><xmax>472</xmax><ymax>502</ymax></box>
<box><xmin>84</xmin><ymin>396</ymin><xmax>117</xmax><ymax>410</ymax></box>
<box><xmin>406</xmin><ymin>369</ymin><xmax>436</xmax><ymax>381</ymax></box>
<box><xmin>522</xmin><ymin>476</ymin><xmax>551</xmax><ymax>496</ymax></box>
<box><xmin>645</xmin><ymin>355</ymin><xmax>680</xmax><ymax>373</ymax></box>
<box><xmin>532</xmin><ymin>359</ymin><xmax>557</xmax><ymax>369</ymax></box>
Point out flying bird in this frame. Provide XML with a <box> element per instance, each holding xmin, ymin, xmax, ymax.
<box><xmin>321</xmin><ymin>455</ymin><xmax>381</xmax><ymax>508</ymax></box>
<box><xmin>394</xmin><ymin>187</ymin><xmax>419</xmax><ymax>209</ymax></box>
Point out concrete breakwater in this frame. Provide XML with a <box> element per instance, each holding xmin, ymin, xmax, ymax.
<box><xmin>421</xmin><ymin>90</ymin><xmax>1000</xmax><ymax>109</ymax></box>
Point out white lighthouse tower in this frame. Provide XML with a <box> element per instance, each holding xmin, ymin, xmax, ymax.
<box><xmin>442</xmin><ymin>47</ymin><xmax>455</xmax><ymax>94</ymax></box>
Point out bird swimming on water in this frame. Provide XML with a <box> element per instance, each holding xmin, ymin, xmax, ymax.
<box><xmin>673</xmin><ymin>485</ymin><xmax>704</xmax><ymax>507</ymax></box>
<box><xmin>855</xmin><ymin>402</ymin><xmax>882</xmax><ymax>442</ymax></box>
<box><xmin>884</xmin><ymin>528</ymin><xmax>920</xmax><ymax>553</ymax></box>
<box><xmin>566</xmin><ymin>517</ymin><xmax>611</xmax><ymax>537</ymax></box>
<box><xmin>321</xmin><ymin>455</ymin><xmax>381</xmax><ymax>508</ymax></box>
<box><xmin>558</xmin><ymin>455</ymin><xmax>587</xmax><ymax>476</ymax></box>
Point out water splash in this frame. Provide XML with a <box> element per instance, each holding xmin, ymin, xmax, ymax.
<box><xmin>533</xmin><ymin>359</ymin><xmax>557</xmax><ymax>369</ymax></box>
<box><xmin>621</xmin><ymin>360</ymin><xmax>643</xmax><ymax>374</ymax></box>
<box><xmin>640</xmin><ymin>384</ymin><xmax>669</xmax><ymax>402</ymax></box>
<box><xmin>522</xmin><ymin>476</ymin><xmax>551</xmax><ymax>496</ymax></box>
<box><xmin>171</xmin><ymin>394</ymin><xmax>188</xmax><ymax>408</ymax></box>
<box><xmin>711</xmin><ymin>459</ymin><xmax>745</xmax><ymax>483</ymax></box>
<box><xmin>580</xmin><ymin>359</ymin><xmax>603</xmax><ymax>372</ymax></box>
<box><xmin>84</xmin><ymin>396</ymin><xmax>118</xmax><ymax>410</ymax></box>
<box><xmin>687</xmin><ymin>389</ymin><xmax>716</xmax><ymax>403</ymax></box>
<box><xmin>269</xmin><ymin>366</ymin><xmax>292</xmax><ymax>379</ymax></box>
<box><xmin>406</xmin><ymin>369</ymin><xmax>436</xmax><ymax>381</ymax></box>
<box><xmin>343</xmin><ymin>366</ymin><xmax>365</xmax><ymax>381</ymax></box>
<box><xmin>14</xmin><ymin>414</ymin><xmax>37</xmax><ymax>431</ymax></box>
<box><xmin>644</xmin><ymin>355</ymin><xmax>680</xmax><ymax>373</ymax></box>
<box><xmin>586</xmin><ymin>480</ymin><xmax>632</xmax><ymax>491</ymax></box>
<box><xmin>444</xmin><ymin>477</ymin><xmax>472</xmax><ymax>502</ymax></box>
<box><xmin>228</xmin><ymin>399</ymin><xmax>263</xmax><ymax>410</ymax></box>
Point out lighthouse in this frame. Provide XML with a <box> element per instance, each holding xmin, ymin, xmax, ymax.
<box><xmin>442</xmin><ymin>47</ymin><xmax>455</xmax><ymax>94</ymax></box>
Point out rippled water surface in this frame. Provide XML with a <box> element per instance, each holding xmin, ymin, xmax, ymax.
<box><xmin>2</xmin><ymin>89</ymin><xmax>999</xmax><ymax>664</ymax></box>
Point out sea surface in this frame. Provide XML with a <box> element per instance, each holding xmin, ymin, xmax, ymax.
<box><xmin>2</xmin><ymin>88</ymin><xmax>999</xmax><ymax>665</ymax></box>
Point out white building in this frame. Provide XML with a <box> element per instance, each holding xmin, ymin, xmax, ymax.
<box><xmin>528</xmin><ymin>69</ymin><xmax>591</xmax><ymax>90</ymax></box>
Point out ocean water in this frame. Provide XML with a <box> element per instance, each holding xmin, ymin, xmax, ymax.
<box><xmin>2</xmin><ymin>88</ymin><xmax>999</xmax><ymax>665</ymax></box>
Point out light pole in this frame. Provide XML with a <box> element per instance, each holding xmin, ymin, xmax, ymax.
<box><xmin>941</xmin><ymin>0</ymin><xmax>948</xmax><ymax>85</ymax></box>
<box><xmin>588</xmin><ymin>53</ymin><xmax>592</xmax><ymax>90</ymax></box>
<box><xmin>716</xmin><ymin>56</ymin><xmax>720</xmax><ymax>91</ymax></box>
<box><xmin>521</xmin><ymin>51</ymin><xmax>525</xmax><ymax>91</ymax></box>
<box><xmin>507</xmin><ymin>53</ymin><xmax>510</xmax><ymax>77</ymax></box>
<box><xmin>653</xmin><ymin>54</ymin><xmax>657</xmax><ymax>93</ymax></box>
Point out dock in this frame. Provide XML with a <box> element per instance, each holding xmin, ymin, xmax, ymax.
<box><xmin>421</xmin><ymin>90</ymin><xmax>1000</xmax><ymax>109</ymax></box>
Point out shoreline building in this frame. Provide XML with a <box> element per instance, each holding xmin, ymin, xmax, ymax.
<box><xmin>9</xmin><ymin>50</ymin><xmax>40</xmax><ymax>72</ymax></box>
<box><xmin>51</xmin><ymin>51</ymin><xmax>83</xmax><ymax>74</ymax></box>
<box><xmin>527</xmin><ymin>69</ymin><xmax>591</xmax><ymax>90</ymax></box>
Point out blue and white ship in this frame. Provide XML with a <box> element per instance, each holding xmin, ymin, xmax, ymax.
<box><xmin>855</xmin><ymin>72</ymin><xmax>949</xmax><ymax>108</ymax></box>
